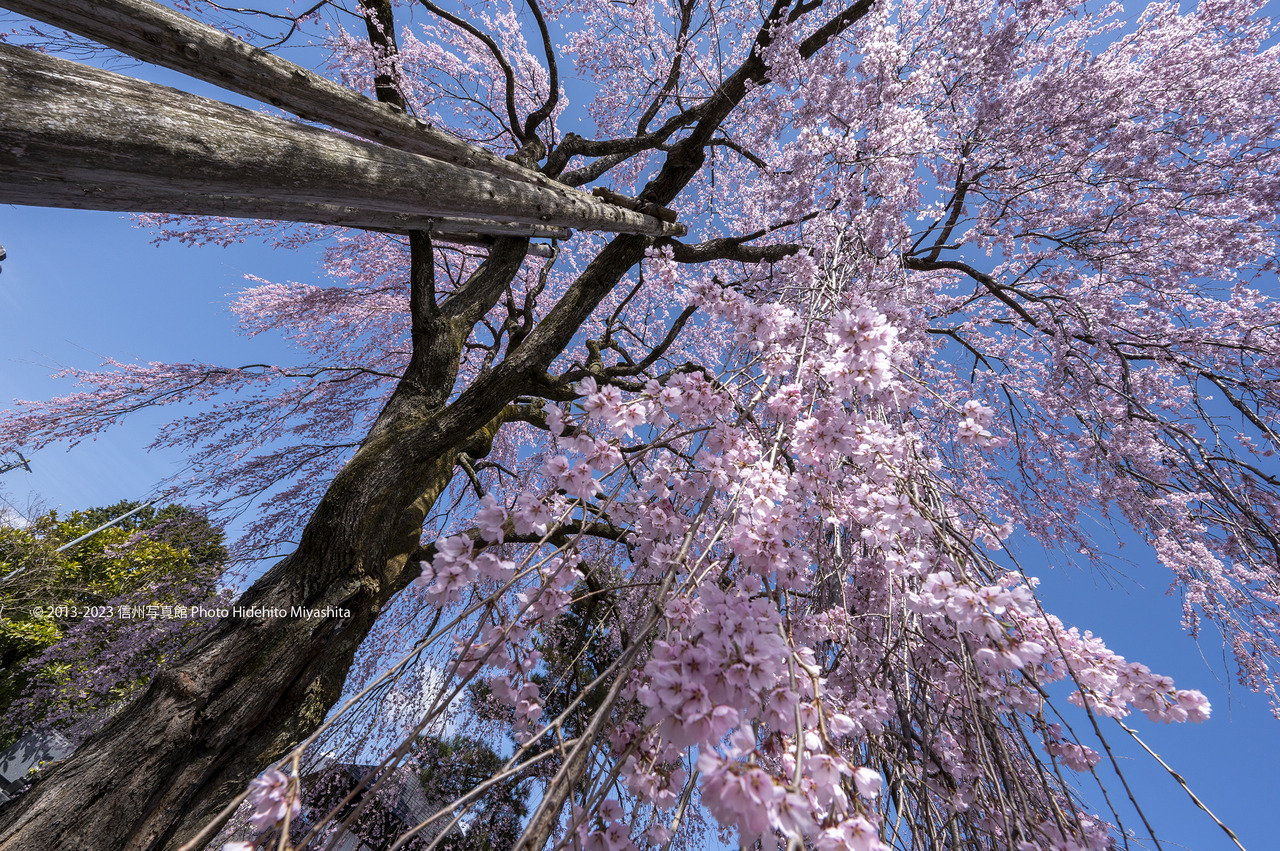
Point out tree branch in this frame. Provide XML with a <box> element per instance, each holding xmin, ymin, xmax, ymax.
<box><xmin>415</xmin><ymin>0</ymin><xmax>525</xmax><ymax>145</ymax></box>
<box><xmin>357</xmin><ymin>0</ymin><xmax>405</xmax><ymax>109</ymax></box>
<box><xmin>520</xmin><ymin>0</ymin><xmax>559</xmax><ymax>147</ymax></box>
<box><xmin>664</xmin><ymin>237</ymin><xmax>802</xmax><ymax>264</ymax></box>
<box><xmin>635</xmin><ymin>0</ymin><xmax>697</xmax><ymax>135</ymax></box>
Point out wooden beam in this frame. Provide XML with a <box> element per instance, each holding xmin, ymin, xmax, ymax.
<box><xmin>0</xmin><ymin>45</ymin><xmax>685</xmax><ymax>238</ymax></box>
<box><xmin>0</xmin><ymin>181</ymin><xmax>571</xmax><ymax>241</ymax></box>
<box><xmin>0</xmin><ymin>0</ymin><xmax>562</xmax><ymax>189</ymax></box>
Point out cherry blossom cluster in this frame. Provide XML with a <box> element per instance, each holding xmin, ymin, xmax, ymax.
<box><xmin>222</xmin><ymin>767</ymin><xmax>302</xmax><ymax>849</ymax></box>
<box><xmin>908</xmin><ymin>570</ymin><xmax>1211</xmax><ymax>724</ymax></box>
<box><xmin>398</xmin><ymin>259</ymin><xmax>1219</xmax><ymax>850</ymax></box>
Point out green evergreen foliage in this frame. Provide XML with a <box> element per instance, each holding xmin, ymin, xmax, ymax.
<box><xmin>415</xmin><ymin>734</ymin><xmax>529</xmax><ymax>850</ymax></box>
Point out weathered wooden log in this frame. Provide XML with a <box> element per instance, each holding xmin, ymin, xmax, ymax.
<box><xmin>0</xmin><ymin>0</ymin><xmax>562</xmax><ymax>189</ymax></box>
<box><xmin>0</xmin><ymin>45</ymin><xmax>685</xmax><ymax>238</ymax></box>
<box><xmin>0</xmin><ymin>181</ymin><xmax>570</xmax><ymax>245</ymax></box>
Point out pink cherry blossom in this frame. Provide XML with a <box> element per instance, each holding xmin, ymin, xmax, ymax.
<box><xmin>246</xmin><ymin>768</ymin><xmax>300</xmax><ymax>833</ymax></box>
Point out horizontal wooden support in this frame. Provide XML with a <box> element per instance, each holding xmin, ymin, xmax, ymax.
<box><xmin>0</xmin><ymin>0</ymin><xmax>561</xmax><ymax>189</ymax></box>
<box><xmin>0</xmin><ymin>180</ymin><xmax>572</xmax><ymax>242</ymax></box>
<box><xmin>0</xmin><ymin>45</ymin><xmax>685</xmax><ymax>238</ymax></box>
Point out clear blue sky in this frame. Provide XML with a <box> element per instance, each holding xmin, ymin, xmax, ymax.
<box><xmin>1</xmin><ymin>28</ymin><xmax>1277</xmax><ymax>851</ymax></box>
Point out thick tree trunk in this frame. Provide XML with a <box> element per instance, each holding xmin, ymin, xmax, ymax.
<box><xmin>0</xmin><ymin>31</ymin><xmax>668</xmax><ymax>848</ymax></box>
<box><xmin>0</xmin><ymin>217</ymin><xmax>647</xmax><ymax>851</ymax></box>
<box><xmin>0</xmin><ymin>267</ymin><xmax>528</xmax><ymax>851</ymax></box>
<box><xmin>0</xmin><ymin>429</ymin><xmax>483</xmax><ymax>850</ymax></box>
<box><xmin>0</xmin><ymin>45</ymin><xmax>683</xmax><ymax>238</ymax></box>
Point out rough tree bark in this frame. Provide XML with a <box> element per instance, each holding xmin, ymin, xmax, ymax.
<box><xmin>0</xmin><ymin>0</ymin><xmax>870</xmax><ymax>846</ymax></box>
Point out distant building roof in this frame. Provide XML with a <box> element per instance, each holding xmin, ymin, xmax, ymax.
<box><xmin>0</xmin><ymin>729</ymin><xmax>75</xmax><ymax>796</ymax></box>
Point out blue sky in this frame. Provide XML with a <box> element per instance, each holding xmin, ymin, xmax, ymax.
<box><xmin>1</xmin><ymin>12</ymin><xmax>1278</xmax><ymax>851</ymax></box>
<box><xmin>0</xmin><ymin>205</ymin><xmax>316</xmax><ymax>522</ymax></box>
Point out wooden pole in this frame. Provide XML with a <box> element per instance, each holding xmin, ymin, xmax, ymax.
<box><xmin>0</xmin><ymin>181</ymin><xmax>571</xmax><ymax>242</ymax></box>
<box><xmin>0</xmin><ymin>0</ymin><xmax>562</xmax><ymax>189</ymax></box>
<box><xmin>0</xmin><ymin>45</ymin><xmax>684</xmax><ymax>238</ymax></box>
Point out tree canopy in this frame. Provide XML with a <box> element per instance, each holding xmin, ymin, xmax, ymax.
<box><xmin>0</xmin><ymin>0</ymin><xmax>1278</xmax><ymax>849</ymax></box>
